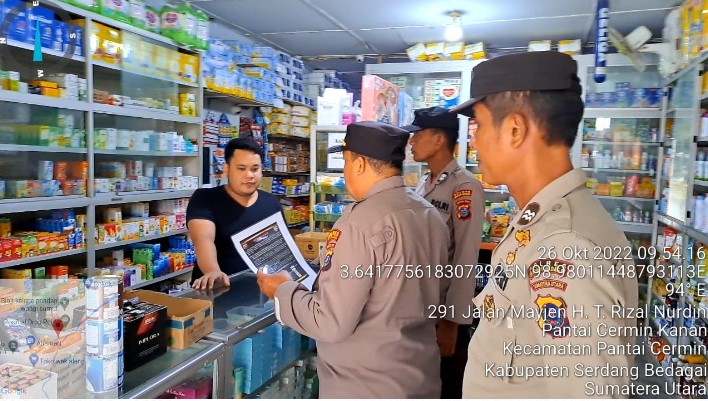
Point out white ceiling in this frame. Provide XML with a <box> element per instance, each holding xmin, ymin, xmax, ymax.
<box><xmin>190</xmin><ymin>0</ymin><xmax>683</xmax><ymax>87</ymax></box>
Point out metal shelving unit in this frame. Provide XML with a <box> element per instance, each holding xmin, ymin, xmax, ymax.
<box><xmin>0</xmin><ymin>0</ymin><xmax>203</xmax><ymax>294</ymax></box>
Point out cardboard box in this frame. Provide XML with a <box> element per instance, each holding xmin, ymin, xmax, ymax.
<box><xmin>294</xmin><ymin>232</ymin><xmax>329</xmax><ymax>259</ymax></box>
<box><xmin>123</xmin><ymin>301</ymin><xmax>168</xmax><ymax>371</ymax></box>
<box><xmin>125</xmin><ymin>290</ymin><xmax>213</xmax><ymax>350</ymax></box>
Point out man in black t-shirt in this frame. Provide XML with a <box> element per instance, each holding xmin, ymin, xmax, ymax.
<box><xmin>187</xmin><ymin>138</ymin><xmax>282</xmax><ymax>290</ymax></box>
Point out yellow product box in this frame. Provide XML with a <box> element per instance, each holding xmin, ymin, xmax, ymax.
<box><xmin>558</xmin><ymin>39</ymin><xmax>582</xmax><ymax>55</ymax></box>
<box><xmin>29</xmin><ymin>80</ymin><xmax>58</xmax><ymax>89</ymax></box>
<box><xmin>126</xmin><ymin>290</ymin><xmax>214</xmax><ymax>349</ymax></box>
<box><xmin>0</xmin><ymin>268</ymin><xmax>33</xmax><ymax>298</ymax></box>
<box><xmin>528</xmin><ymin>40</ymin><xmax>552</xmax><ymax>52</ymax></box>
<box><xmin>72</xmin><ymin>19</ymin><xmax>100</xmax><ymax>62</ymax></box>
<box><xmin>138</xmin><ymin>40</ymin><xmax>155</xmax><ymax>74</ymax></box>
<box><xmin>294</xmin><ymin>232</ymin><xmax>330</xmax><ymax>259</ymax></box>
<box><xmin>425</xmin><ymin>42</ymin><xmax>445</xmax><ymax>61</ymax></box>
<box><xmin>464</xmin><ymin>42</ymin><xmax>487</xmax><ymax>60</ymax></box>
<box><xmin>168</xmin><ymin>49</ymin><xmax>181</xmax><ymax>82</ymax></box>
<box><xmin>94</xmin><ymin>23</ymin><xmax>122</xmax><ymax>65</ymax></box>
<box><xmin>406</xmin><ymin>42</ymin><xmax>427</xmax><ymax>62</ymax></box>
<box><xmin>179</xmin><ymin>93</ymin><xmax>196</xmax><ymax>116</ymax></box>
<box><xmin>180</xmin><ymin>53</ymin><xmax>199</xmax><ymax>84</ymax></box>
<box><xmin>40</xmin><ymin>87</ymin><xmax>61</xmax><ymax>97</ymax></box>
<box><xmin>121</xmin><ymin>31</ymin><xmax>142</xmax><ymax>72</ymax></box>
<box><xmin>153</xmin><ymin>45</ymin><xmax>170</xmax><ymax>78</ymax></box>
<box><xmin>444</xmin><ymin>42</ymin><xmax>465</xmax><ymax>60</ymax></box>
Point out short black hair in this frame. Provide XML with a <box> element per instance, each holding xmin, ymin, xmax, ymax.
<box><xmin>483</xmin><ymin>90</ymin><xmax>584</xmax><ymax>148</ymax></box>
<box><xmin>432</xmin><ymin>128</ymin><xmax>458</xmax><ymax>153</ymax></box>
<box><xmin>225</xmin><ymin>138</ymin><xmax>262</xmax><ymax>163</ymax></box>
<box><xmin>350</xmin><ymin>151</ymin><xmax>403</xmax><ymax>174</ymax></box>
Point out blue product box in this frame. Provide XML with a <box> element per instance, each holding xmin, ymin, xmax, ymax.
<box><xmin>599</xmin><ymin>92</ymin><xmax>617</xmax><ymax>108</ymax></box>
<box><xmin>3</xmin><ymin>0</ymin><xmax>30</xmax><ymax>43</ymax></box>
<box><xmin>27</xmin><ymin>6</ymin><xmax>54</xmax><ymax>48</ymax></box>
<box><xmin>52</xmin><ymin>20</ymin><xmax>64</xmax><ymax>52</ymax></box>
<box><xmin>64</xmin><ymin>24</ymin><xmax>83</xmax><ymax>57</ymax></box>
<box><xmin>616</xmin><ymin>89</ymin><xmax>631</xmax><ymax>108</ymax></box>
<box><xmin>615</xmin><ymin>82</ymin><xmax>631</xmax><ymax>91</ymax></box>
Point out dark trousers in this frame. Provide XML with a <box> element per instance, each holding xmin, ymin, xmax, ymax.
<box><xmin>440</xmin><ymin>323</ymin><xmax>474</xmax><ymax>399</ymax></box>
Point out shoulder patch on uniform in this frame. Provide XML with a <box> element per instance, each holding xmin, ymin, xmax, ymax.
<box><xmin>535</xmin><ymin>295</ymin><xmax>570</xmax><ymax>339</ymax></box>
<box><xmin>518</xmin><ymin>202</ymin><xmax>540</xmax><ymax>225</ymax></box>
<box><xmin>515</xmin><ymin>230</ymin><xmax>531</xmax><ymax>247</ymax></box>
<box><xmin>456</xmin><ymin>199</ymin><xmax>472</xmax><ymax>220</ymax></box>
<box><xmin>453</xmin><ymin>189</ymin><xmax>473</xmax><ymax>199</ymax></box>
<box><xmin>321</xmin><ymin>229</ymin><xmax>341</xmax><ymax>272</ymax></box>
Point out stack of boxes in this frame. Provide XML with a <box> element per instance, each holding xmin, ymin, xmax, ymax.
<box><xmin>94</xmin><ymin>161</ymin><xmax>199</xmax><ymax>193</ymax></box>
<box><xmin>0</xmin><ymin>210</ymin><xmax>85</xmax><ymax>264</ymax></box>
<box><xmin>405</xmin><ymin>42</ymin><xmax>487</xmax><ymax>62</ymax></box>
<box><xmin>95</xmin><ymin>200</ymin><xmax>189</xmax><ymax>246</ymax></box>
<box><xmin>267</xmin><ymin>142</ymin><xmax>309</xmax><ymax>173</ymax></box>
<box><xmin>273</xmin><ymin>52</ymin><xmax>313</xmax><ymax>107</ymax></box>
<box><xmin>264</xmin><ymin>103</ymin><xmax>314</xmax><ymax>138</ymax></box>
<box><xmin>94</xmin><ymin>129</ymin><xmax>196</xmax><ymax>153</ymax></box>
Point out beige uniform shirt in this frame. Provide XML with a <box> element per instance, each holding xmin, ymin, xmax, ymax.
<box><xmin>416</xmin><ymin>159</ymin><xmax>485</xmax><ymax>324</ymax></box>
<box><xmin>463</xmin><ymin>169</ymin><xmax>638</xmax><ymax>398</ymax></box>
<box><xmin>275</xmin><ymin>176</ymin><xmax>449</xmax><ymax>399</ymax></box>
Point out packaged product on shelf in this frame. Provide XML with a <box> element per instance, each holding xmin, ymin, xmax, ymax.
<box><xmin>128</xmin><ymin>0</ymin><xmax>147</xmax><ymax>29</ymax></box>
<box><xmin>464</xmin><ymin>42</ymin><xmax>487</xmax><ymax>60</ymax></box>
<box><xmin>528</xmin><ymin>40</ymin><xmax>552</xmax><ymax>52</ymax></box>
<box><xmin>98</xmin><ymin>0</ymin><xmax>129</xmax><ymax>22</ymax></box>
<box><xmin>27</xmin><ymin>6</ymin><xmax>55</xmax><ymax>50</ymax></box>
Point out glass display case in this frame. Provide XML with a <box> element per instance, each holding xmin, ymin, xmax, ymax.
<box><xmin>309</xmin><ymin>124</ymin><xmax>350</xmax><ymax>230</ymax></box>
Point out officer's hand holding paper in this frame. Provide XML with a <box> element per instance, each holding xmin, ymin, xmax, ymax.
<box><xmin>231</xmin><ymin>212</ymin><xmax>317</xmax><ymax>290</ymax></box>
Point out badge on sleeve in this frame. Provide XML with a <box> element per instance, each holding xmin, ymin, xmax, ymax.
<box><xmin>456</xmin><ymin>199</ymin><xmax>472</xmax><ymax>220</ymax></box>
<box><xmin>535</xmin><ymin>295</ymin><xmax>570</xmax><ymax>339</ymax></box>
<box><xmin>321</xmin><ymin>229</ymin><xmax>341</xmax><ymax>272</ymax></box>
<box><xmin>515</xmin><ymin>230</ymin><xmax>531</xmax><ymax>247</ymax></box>
<box><xmin>506</xmin><ymin>251</ymin><xmax>516</xmax><ymax>265</ymax></box>
<box><xmin>483</xmin><ymin>295</ymin><xmax>495</xmax><ymax>321</ymax></box>
<box><xmin>518</xmin><ymin>202</ymin><xmax>540</xmax><ymax>225</ymax></box>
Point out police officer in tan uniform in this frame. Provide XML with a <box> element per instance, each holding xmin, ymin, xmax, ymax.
<box><xmin>257</xmin><ymin>121</ymin><xmax>449</xmax><ymax>399</ymax></box>
<box><xmin>450</xmin><ymin>52</ymin><xmax>638</xmax><ymax>398</ymax></box>
<box><xmin>405</xmin><ymin>107</ymin><xmax>485</xmax><ymax>398</ymax></box>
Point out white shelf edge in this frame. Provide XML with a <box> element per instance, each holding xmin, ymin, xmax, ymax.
<box><xmin>616</xmin><ymin>222</ymin><xmax>654</xmax><ymax>234</ymax></box>
<box><xmin>94</xmin><ymin>149</ymin><xmax>198</xmax><ymax>157</ymax></box>
<box><xmin>5</xmin><ymin>38</ymin><xmax>86</xmax><ymax>62</ymax></box>
<box><xmin>313</xmin><ymin>125</ymin><xmax>347</xmax><ymax>131</ymax></box>
<box><xmin>92</xmin><ymin>189</ymin><xmax>196</xmax><ymax>205</ymax></box>
<box><xmin>94</xmin><ymin>229</ymin><xmax>188</xmax><ymax>251</ymax></box>
<box><xmin>0</xmin><ymin>90</ymin><xmax>90</xmax><ymax>111</ymax></box>
<box><xmin>0</xmin><ymin>248</ymin><xmax>87</xmax><ymax>269</ymax></box>
<box><xmin>594</xmin><ymin>195</ymin><xmax>655</xmax><ymax>202</ymax></box>
<box><xmin>93</xmin><ymin>60</ymin><xmax>199</xmax><ymax>88</ymax></box>
<box><xmin>203</xmin><ymin>89</ymin><xmax>272</xmax><ymax>107</ymax></box>
<box><xmin>0</xmin><ymin>195</ymin><xmax>90</xmax><ymax>213</ymax></box>
<box><xmin>686</xmin><ymin>227</ymin><xmax>708</xmax><ymax>244</ymax></box>
<box><xmin>581</xmin><ymin>141</ymin><xmax>661</xmax><ymax>146</ymax></box>
<box><xmin>583</xmin><ymin>108</ymin><xmax>661</xmax><ymax>118</ymax></box>
<box><xmin>0</xmin><ymin>144</ymin><xmax>87</xmax><ymax>153</ymax></box>
<box><xmin>282</xmin><ymin>98</ymin><xmax>315</xmax><ymax>110</ymax></box>
<box><xmin>656</xmin><ymin>212</ymin><xmax>686</xmax><ymax>231</ymax></box>
<box><xmin>93</xmin><ymin>103</ymin><xmax>201</xmax><ymax>124</ymax></box>
<box><xmin>581</xmin><ymin>167</ymin><xmax>654</xmax><ymax>174</ymax></box>
<box><xmin>694</xmin><ymin>180</ymin><xmax>708</xmax><ymax>188</ymax></box>
<box><xmin>126</xmin><ymin>267</ymin><xmax>193</xmax><ymax>290</ymax></box>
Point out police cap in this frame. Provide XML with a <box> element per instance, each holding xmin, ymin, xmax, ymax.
<box><xmin>327</xmin><ymin>121</ymin><xmax>409</xmax><ymax>162</ymax></box>
<box><xmin>450</xmin><ymin>51</ymin><xmax>582</xmax><ymax>117</ymax></box>
<box><xmin>401</xmin><ymin>106</ymin><xmax>459</xmax><ymax>133</ymax></box>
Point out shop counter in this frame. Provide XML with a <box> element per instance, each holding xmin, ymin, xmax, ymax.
<box><xmin>178</xmin><ymin>271</ymin><xmax>314</xmax><ymax>398</ymax></box>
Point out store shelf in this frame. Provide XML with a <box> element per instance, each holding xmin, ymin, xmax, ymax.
<box><xmin>0</xmin><ymin>144</ymin><xmax>87</xmax><ymax>153</ymax></box>
<box><xmin>313</xmin><ymin>213</ymin><xmax>341</xmax><ymax>222</ymax></box>
<box><xmin>583</xmin><ymin>108</ymin><xmax>661</xmax><ymax>119</ymax></box>
<box><xmin>287</xmin><ymin>221</ymin><xmax>309</xmax><ymax>228</ymax></box>
<box><xmin>274</xmin><ymin>193</ymin><xmax>309</xmax><ymax>198</ymax></box>
<box><xmin>93</xmin><ymin>103</ymin><xmax>201</xmax><ymax>124</ymax></box>
<box><xmin>93</xmin><ymin>60</ymin><xmax>199</xmax><ymax>87</ymax></box>
<box><xmin>581</xmin><ymin>167</ymin><xmax>654</xmax><ymax>175</ymax></box>
<box><xmin>484</xmin><ymin>188</ymin><xmax>508</xmax><ymax>194</ymax></box>
<box><xmin>268</xmin><ymin>134</ymin><xmax>309</xmax><ymax>142</ymax></box>
<box><xmin>697</xmin><ymin>137</ymin><xmax>708</xmax><ymax>144</ymax></box>
<box><xmin>581</xmin><ymin>141</ymin><xmax>661</xmax><ymax>147</ymax></box>
<box><xmin>666</xmin><ymin>51</ymin><xmax>708</xmax><ymax>84</ymax></box>
<box><xmin>4</xmin><ymin>38</ymin><xmax>86</xmax><ymax>62</ymax></box>
<box><xmin>686</xmin><ymin>226</ymin><xmax>708</xmax><ymax>244</ymax></box>
<box><xmin>694</xmin><ymin>180</ymin><xmax>708</xmax><ymax>189</ymax></box>
<box><xmin>263</xmin><ymin>171</ymin><xmax>309</xmax><ymax>176</ymax></box>
<box><xmin>0</xmin><ymin>195</ymin><xmax>90</xmax><ymax>214</ymax></box>
<box><xmin>314</xmin><ymin>185</ymin><xmax>348</xmax><ymax>195</ymax></box>
<box><xmin>282</xmin><ymin>98</ymin><xmax>315</xmax><ymax>110</ymax></box>
<box><xmin>0</xmin><ymin>89</ymin><xmax>91</xmax><ymax>111</ymax></box>
<box><xmin>594</xmin><ymin>195</ymin><xmax>655</xmax><ymax>202</ymax></box>
<box><xmin>43</xmin><ymin>0</ymin><xmax>199</xmax><ymax>55</ymax></box>
<box><xmin>0</xmin><ymin>248</ymin><xmax>86</xmax><ymax>269</ymax></box>
<box><xmin>656</xmin><ymin>212</ymin><xmax>686</xmax><ymax>231</ymax></box>
<box><xmin>94</xmin><ymin>149</ymin><xmax>198</xmax><ymax>157</ymax></box>
<box><xmin>93</xmin><ymin>189</ymin><xmax>196</xmax><ymax>205</ymax></box>
<box><xmin>203</xmin><ymin>89</ymin><xmax>273</xmax><ymax>107</ymax></box>
<box><xmin>94</xmin><ymin>229</ymin><xmax>188</xmax><ymax>251</ymax></box>
<box><xmin>466</xmin><ymin>162</ymin><xmax>478</xmax><ymax>167</ymax></box>
<box><xmin>616</xmin><ymin>222</ymin><xmax>654</xmax><ymax>234</ymax></box>
<box><xmin>313</xmin><ymin>125</ymin><xmax>347</xmax><ymax>131</ymax></box>
<box><xmin>126</xmin><ymin>267</ymin><xmax>193</xmax><ymax>290</ymax></box>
